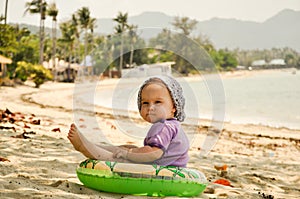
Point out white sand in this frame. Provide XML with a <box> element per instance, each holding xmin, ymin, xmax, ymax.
<box><xmin>0</xmin><ymin>72</ymin><xmax>299</xmax><ymax>199</ymax></box>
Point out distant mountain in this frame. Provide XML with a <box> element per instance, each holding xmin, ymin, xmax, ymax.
<box><xmin>95</xmin><ymin>9</ymin><xmax>300</xmax><ymax>51</ymax></box>
<box><xmin>10</xmin><ymin>23</ymin><xmax>59</xmax><ymax>38</ymax></box>
<box><xmin>197</xmin><ymin>9</ymin><xmax>300</xmax><ymax>51</ymax></box>
<box><xmin>95</xmin><ymin>11</ymin><xmax>174</xmax><ymax>38</ymax></box>
<box><xmin>15</xmin><ymin>9</ymin><xmax>300</xmax><ymax>52</ymax></box>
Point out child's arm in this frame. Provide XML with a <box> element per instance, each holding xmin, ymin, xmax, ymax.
<box><xmin>118</xmin><ymin>144</ymin><xmax>138</xmax><ymax>149</ymax></box>
<box><xmin>114</xmin><ymin>146</ymin><xmax>163</xmax><ymax>163</ymax></box>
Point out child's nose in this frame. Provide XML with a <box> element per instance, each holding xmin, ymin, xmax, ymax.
<box><xmin>149</xmin><ymin>104</ymin><xmax>155</xmax><ymax>110</ymax></box>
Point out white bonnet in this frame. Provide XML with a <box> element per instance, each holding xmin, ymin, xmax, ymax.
<box><xmin>137</xmin><ymin>75</ymin><xmax>186</xmax><ymax>122</ymax></box>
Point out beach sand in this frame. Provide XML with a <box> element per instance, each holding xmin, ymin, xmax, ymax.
<box><xmin>0</xmin><ymin>73</ymin><xmax>299</xmax><ymax>199</ymax></box>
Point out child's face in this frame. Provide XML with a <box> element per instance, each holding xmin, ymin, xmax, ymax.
<box><xmin>140</xmin><ymin>83</ymin><xmax>176</xmax><ymax>123</ymax></box>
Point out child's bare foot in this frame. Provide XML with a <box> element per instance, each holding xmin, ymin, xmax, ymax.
<box><xmin>67</xmin><ymin>123</ymin><xmax>94</xmax><ymax>158</ymax></box>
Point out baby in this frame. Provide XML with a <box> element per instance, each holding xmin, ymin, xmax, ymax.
<box><xmin>68</xmin><ymin>75</ymin><xmax>190</xmax><ymax>167</ymax></box>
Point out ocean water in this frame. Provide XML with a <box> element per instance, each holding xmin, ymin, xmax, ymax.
<box><xmin>189</xmin><ymin>70</ymin><xmax>300</xmax><ymax>130</ymax></box>
<box><xmin>230</xmin><ymin>70</ymin><xmax>300</xmax><ymax>129</ymax></box>
<box><xmin>91</xmin><ymin>70</ymin><xmax>300</xmax><ymax>130</ymax></box>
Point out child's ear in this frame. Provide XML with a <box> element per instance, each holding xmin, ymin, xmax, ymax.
<box><xmin>172</xmin><ymin>107</ymin><xmax>176</xmax><ymax>114</ymax></box>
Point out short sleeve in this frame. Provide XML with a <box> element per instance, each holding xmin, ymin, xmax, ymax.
<box><xmin>144</xmin><ymin>122</ymin><xmax>177</xmax><ymax>151</ymax></box>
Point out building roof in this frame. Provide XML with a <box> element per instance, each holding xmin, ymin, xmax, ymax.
<box><xmin>269</xmin><ymin>59</ymin><xmax>286</xmax><ymax>65</ymax></box>
<box><xmin>0</xmin><ymin>55</ymin><xmax>12</xmax><ymax>64</ymax></box>
<box><xmin>251</xmin><ymin>60</ymin><xmax>266</xmax><ymax>66</ymax></box>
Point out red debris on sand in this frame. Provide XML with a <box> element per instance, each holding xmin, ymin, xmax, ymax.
<box><xmin>24</xmin><ymin>123</ymin><xmax>31</xmax><ymax>129</ymax></box>
<box><xmin>111</xmin><ymin>125</ymin><xmax>116</xmax><ymax>130</ymax></box>
<box><xmin>11</xmin><ymin>131</ymin><xmax>36</xmax><ymax>139</ymax></box>
<box><xmin>1</xmin><ymin>108</ymin><xmax>41</xmax><ymax>125</ymax></box>
<box><xmin>0</xmin><ymin>157</ymin><xmax>10</xmax><ymax>162</ymax></box>
<box><xmin>214</xmin><ymin>164</ymin><xmax>228</xmax><ymax>171</ymax></box>
<box><xmin>213</xmin><ymin>179</ymin><xmax>231</xmax><ymax>186</ymax></box>
<box><xmin>4</xmin><ymin>108</ymin><xmax>13</xmax><ymax>115</ymax></box>
<box><xmin>11</xmin><ymin>132</ymin><xmax>30</xmax><ymax>139</ymax></box>
<box><xmin>1</xmin><ymin>109</ymin><xmax>42</xmax><ymax>139</ymax></box>
<box><xmin>0</xmin><ymin>126</ymin><xmax>16</xmax><ymax>132</ymax></box>
<box><xmin>51</xmin><ymin>128</ymin><xmax>61</xmax><ymax>132</ymax></box>
<box><xmin>30</xmin><ymin>119</ymin><xmax>40</xmax><ymax>125</ymax></box>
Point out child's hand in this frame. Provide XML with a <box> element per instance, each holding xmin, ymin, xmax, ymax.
<box><xmin>113</xmin><ymin>149</ymin><xmax>128</xmax><ymax>159</ymax></box>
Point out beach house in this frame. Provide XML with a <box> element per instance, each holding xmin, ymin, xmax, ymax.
<box><xmin>268</xmin><ymin>59</ymin><xmax>286</xmax><ymax>68</ymax></box>
<box><xmin>251</xmin><ymin>60</ymin><xmax>267</xmax><ymax>69</ymax></box>
<box><xmin>43</xmin><ymin>58</ymin><xmax>80</xmax><ymax>82</ymax></box>
<box><xmin>121</xmin><ymin>62</ymin><xmax>175</xmax><ymax>78</ymax></box>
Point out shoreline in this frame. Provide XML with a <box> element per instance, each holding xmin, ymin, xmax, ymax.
<box><xmin>22</xmin><ymin>77</ymin><xmax>300</xmax><ymax>134</ymax></box>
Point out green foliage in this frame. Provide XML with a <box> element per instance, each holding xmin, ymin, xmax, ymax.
<box><xmin>172</xmin><ymin>16</ymin><xmax>198</xmax><ymax>36</ymax></box>
<box><xmin>15</xmin><ymin>61</ymin><xmax>31</xmax><ymax>82</ymax></box>
<box><xmin>148</xmin><ymin>50</ymin><xmax>174</xmax><ymax>63</ymax></box>
<box><xmin>15</xmin><ymin>61</ymin><xmax>52</xmax><ymax>88</ymax></box>
<box><xmin>217</xmin><ymin>49</ymin><xmax>238</xmax><ymax>70</ymax></box>
<box><xmin>234</xmin><ymin>47</ymin><xmax>300</xmax><ymax>68</ymax></box>
<box><xmin>30</xmin><ymin>64</ymin><xmax>53</xmax><ymax>88</ymax></box>
<box><xmin>0</xmin><ymin>24</ymin><xmax>39</xmax><ymax>77</ymax></box>
<box><xmin>13</xmin><ymin>34</ymin><xmax>39</xmax><ymax>65</ymax></box>
<box><xmin>0</xmin><ymin>24</ymin><xmax>18</xmax><ymax>55</ymax></box>
<box><xmin>2</xmin><ymin>8</ymin><xmax>300</xmax><ymax>80</ymax></box>
<box><xmin>296</xmin><ymin>57</ymin><xmax>300</xmax><ymax>69</ymax></box>
<box><xmin>210</xmin><ymin>50</ymin><xmax>223</xmax><ymax>70</ymax></box>
<box><xmin>208</xmin><ymin>49</ymin><xmax>238</xmax><ymax>71</ymax></box>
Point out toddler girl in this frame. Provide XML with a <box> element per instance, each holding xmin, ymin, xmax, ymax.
<box><xmin>68</xmin><ymin>75</ymin><xmax>190</xmax><ymax>167</ymax></box>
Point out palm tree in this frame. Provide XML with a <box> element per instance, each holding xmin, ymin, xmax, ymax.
<box><xmin>0</xmin><ymin>15</ymin><xmax>5</xmax><ymax>23</ymax></box>
<box><xmin>172</xmin><ymin>16</ymin><xmax>198</xmax><ymax>74</ymax></box>
<box><xmin>77</xmin><ymin>7</ymin><xmax>96</xmax><ymax>70</ymax></box>
<box><xmin>113</xmin><ymin>12</ymin><xmax>129</xmax><ymax>76</ymax></box>
<box><xmin>128</xmin><ymin>25</ymin><xmax>138</xmax><ymax>67</ymax></box>
<box><xmin>24</xmin><ymin>0</ymin><xmax>47</xmax><ymax>64</ymax></box>
<box><xmin>172</xmin><ymin>16</ymin><xmax>197</xmax><ymax>36</ymax></box>
<box><xmin>71</xmin><ymin>14</ymin><xmax>80</xmax><ymax>63</ymax></box>
<box><xmin>47</xmin><ymin>1</ymin><xmax>58</xmax><ymax>80</ymax></box>
<box><xmin>59</xmin><ymin>20</ymin><xmax>76</xmax><ymax>81</ymax></box>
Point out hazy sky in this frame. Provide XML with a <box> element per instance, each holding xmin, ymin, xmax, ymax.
<box><xmin>1</xmin><ymin>0</ymin><xmax>300</xmax><ymax>27</ymax></box>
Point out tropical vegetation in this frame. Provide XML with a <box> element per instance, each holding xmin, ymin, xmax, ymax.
<box><xmin>1</xmin><ymin>0</ymin><xmax>300</xmax><ymax>86</ymax></box>
<box><xmin>15</xmin><ymin>61</ymin><xmax>52</xmax><ymax>88</ymax></box>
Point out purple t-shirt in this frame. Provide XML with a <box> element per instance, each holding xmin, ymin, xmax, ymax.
<box><xmin>143</xmin><ymin>118</ymin><xmax>189</xmax><ymax>167</ymax></box>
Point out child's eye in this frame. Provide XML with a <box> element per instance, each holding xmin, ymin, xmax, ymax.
<box><xmin>155</xmin><ymin>101</ymin><xmax>161</xmax><ymax>104</ymax></box>
<box><xmin>142</xmin><ymin>102</ymin><xmax>149</xmax><ymax>105</ymax></box>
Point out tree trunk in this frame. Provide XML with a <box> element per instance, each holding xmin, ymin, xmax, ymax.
<box><xmin>67</xmin><ymin>54</ymin><xmax>71</xmax><ymax>82</ymax></box>
<box><xmin>4</xmin><ymin>0</ymin><xmax>8</xmax><ymax>25</ymax></box>
<box><xmin>1</xmin><ymin>63</ymin><xmax>7</xmax><ymax>78</ymax></box>
<box><xmin>52</xmin><ymin>19</ymin><xmax>57</xmax><ymax>81</ymax></box>
<box><xmin>119</xmin><ymin>33</ymin><xmax>124</xmax><ymax>77</ymax></box>
<box><xmin>39</xmin><ymin>1</ymin><xmax>45</xmax><ymax>65</ymax></box>
<box><xmin>83</xmin><ymin>29</ymin><xmax>88</xmax><ymax>76</ymax></box>
<box><xmin>129</xmin><ymin>43</ymin><xmax>134</xmax><ymax>67</ymax></box>
<box><xmin>84</xmin><ymin>29</ymin><xmax>87</xmax><ymax>66</ymax></box>
<box><xmin>39</xmin><ymin>19</ymin><xmax>44</xmax><ymax>65</ymax></box>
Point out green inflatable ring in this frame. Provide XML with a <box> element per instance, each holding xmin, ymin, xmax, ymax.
<box><xmin>77</xmin><ymin>159</ymin><xmax>207</xmax><ymax>197</ymax></box>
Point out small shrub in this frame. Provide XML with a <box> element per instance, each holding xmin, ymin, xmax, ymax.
<box><xmin>15</xmin><ymin>61</ymin><xmax>30</xmax><ymax>82</ymax></box>
<box><xmin>30</xmin><ymin>64</ymin><xmax>53</xmax><ymax>88</ymax></box>
<box><xmin>0</xmin><ymin>77</ymin><xmax>15</xmax><ymax>87</ymax></box>
<box><xmin>15</xmin><ymin>61</ymin><xmax>53</xmax><ymax>88</ymax></box>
